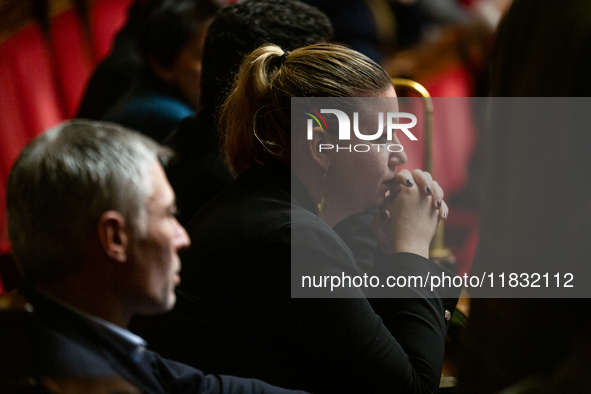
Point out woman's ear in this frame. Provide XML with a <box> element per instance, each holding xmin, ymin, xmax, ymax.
<box><xmin>97</xmin><ymin>211</ymin><xmax>129</xmax><ymax>264</ymax></box>
<box><xmin>307</xmin><ymin>126</ymin><xmax>332</xmax><ymax>169</ymax></box>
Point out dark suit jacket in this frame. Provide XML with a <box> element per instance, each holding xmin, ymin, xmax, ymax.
<box><xmin>133</xmin><ymin>159</ymin><xmax>459</xmax><ymax>393</ymax></box>
<box><xmin>24</xmin><ymin>289</ymin><xmax>305</xmax><ymax>394</ymax></box>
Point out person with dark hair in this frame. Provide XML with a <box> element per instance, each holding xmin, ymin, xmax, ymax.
<box><xmin>147</xmin><ymin>43</ymin><xmax>459</xmax><ymax>393</ymax></box>
<box><xmin>165</xmin><ymin>0</ymin><xmax>334</xmax><ymax>225</ymax></box>
<box><xmin>5</xmin><ymin>119</ymin><xmax>307</xmax><ymax>394</ymax></box>
<box><xmin>103</xmin><ymin>0</ymin><xmax>220</xmax><ymax>141</ymax></box>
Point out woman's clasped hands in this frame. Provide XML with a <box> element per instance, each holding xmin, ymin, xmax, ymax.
<box><xmin>373</xmin><ymin>169</ymin><xmax>448</xmax><ymax>259</ymax></box>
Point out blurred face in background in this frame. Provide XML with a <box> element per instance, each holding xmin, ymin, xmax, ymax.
<box><xmin>167</xmin><ymin>28</ymin><xmax>208</xmax><ymax>110</ymax></box>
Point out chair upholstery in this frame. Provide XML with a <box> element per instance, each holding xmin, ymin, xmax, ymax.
<box><xmin>89</xmin><ymin>0</ymin><xmax>135</xmax><ymax>61</ymax></box>
<box><xmin>0</xmin><ymin>24</ymin><xmax>65</xmax><ymax>252</ymax></box>
<box><xmin>50</xmin><ymin>9</ymin><xmax>95</xmax><ymax>118</ymax></box>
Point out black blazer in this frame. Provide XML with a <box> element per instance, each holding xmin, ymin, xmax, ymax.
<box><xmin>25</xmin><ymin>289</ymin><xmax>306</xmax><ymax>394</ymax></box>
<box><xmin>133</xmin><ymin>159</ymin><xmax>459</xmax><ymax>394</ymax></box>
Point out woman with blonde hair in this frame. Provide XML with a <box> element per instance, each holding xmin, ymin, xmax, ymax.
<box><xmin>159</xmin><ymin>43</ymin><xmax>458</xmax><ymax>393</ymax></box>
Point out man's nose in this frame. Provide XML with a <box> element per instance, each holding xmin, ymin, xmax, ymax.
<box><xmin>174</xmin><ymin>219</ymin><xmax>191</xmax><ymax>250</ymax></box>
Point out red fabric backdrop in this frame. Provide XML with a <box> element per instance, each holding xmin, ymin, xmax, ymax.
<box><xmin>0</xmin><ymin>0</ymin><xmax>134</xmax><ymax>292</ymax></box>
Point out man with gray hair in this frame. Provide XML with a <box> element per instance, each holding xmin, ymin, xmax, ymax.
<box><xmin>6</xmin><ymin>120</ymin><xmax>306</xmax><ymax>393</ymax></box>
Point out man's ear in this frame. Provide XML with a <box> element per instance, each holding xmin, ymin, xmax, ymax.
<box><xmin>307</xmin><ymin>126</ymin><xmax>332</xmax><ymax>170</ymax></box>
<box><xmin>97</xmin><ymin>211</ymin><xmax>129</xmax><ymax>263</ymax></box>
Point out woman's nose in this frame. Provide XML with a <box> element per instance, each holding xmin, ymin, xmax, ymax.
<box><xmin>389</xmin><ymin>146</ymin><xmax>407</xmax><ymax>166</ymax></box>
<box><xmin>388</xmin><ymin>132</ymin><xmax>407</xmax><ymax>166</ymax></box>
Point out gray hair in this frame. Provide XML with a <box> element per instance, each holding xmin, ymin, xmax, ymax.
<box><xmin>6</xmin><ymin>120</ymin><xmax>172</xmax><ymax>284</ymax></box>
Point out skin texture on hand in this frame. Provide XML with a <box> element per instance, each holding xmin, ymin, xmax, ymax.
<box><xmin>372</xmin><ymin>169</ymin><xmax>447</xmax><ymax>258</ymax></box>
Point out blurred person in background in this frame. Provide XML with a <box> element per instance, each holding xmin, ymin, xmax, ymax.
<box><xmin>460</xmin><ymin>1</ymin><xmax>591</xmax><ymax>393</ymax></box>
<box><xmin>165</xmin><ymin>0</ymin><xmax>334</xmax><ymax>225</ymax></box>
<box><xmin>103</xmin><ymin>0</ymin><xmax>220</xmax><ymax>141</ymax></box>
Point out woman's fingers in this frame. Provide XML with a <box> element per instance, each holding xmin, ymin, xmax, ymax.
<box><xmin>379</xmin><ymin>171</ymin><xmax>449</xmax><ymax>256</ymax></box>
<box><xmin>432</xmin><ymin>180</ymin><xmax>445</xmax><ymax>210</ymax></box>
<box><xmin>440</xmin><ymin>199</ymin><xmax>449</xmax><ymax>221</ymax></box>
<box><xmin>406</xmin><ymin>170</ymin><xmax>447</xmax><ymax>213</ymax></box>
<box><xmin>382</xmin><ymin>184</ymin><xmax>436</xmax><ymax>258</ymax></box>
<box><xmin>411</xmin><ymin>169</ymin><xmax>434</xmax><ymax>194</ymax></box>
<box><xmin>393</xmin><ymin>169</ymin><xmax>413</xmax><ymax>187</ymax></box>
<box><xmin>372</xmin><ymin>209</ymin><xmax>392</xmax><ymax>254</ymax></box>
<box><xmin>372</xmin><ymin>209</ymin><xmax>390</xmax><ymax>240</ymax></box>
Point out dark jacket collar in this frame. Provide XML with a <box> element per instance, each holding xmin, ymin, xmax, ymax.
<box><xmin>260</xmin><ymin>158</ymin><xmax>317</xmax><ymax>215</ymax></box>
<box><xmin>20</xmin><ymin>286</ymin><xmax>163</xmax><ymax>393</ymax></box>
